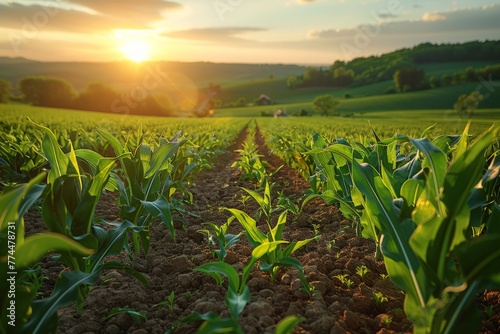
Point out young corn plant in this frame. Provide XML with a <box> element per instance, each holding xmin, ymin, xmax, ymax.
<box><xmin>97</xmin><ymin>129</ymin><xmax>195</xmax><ymax>253</ymax></box>
<box><xmin>231</xmin><ymin>129</ymin><xmax>282</xmax><ymax>188</ymax></box>
<box><xmin>185</xmin><ymin>242</ymin><xmax>303</xmax><ymax>333</ymax></box>
<box><xmin>352</xmin><ymin>124</ymin><xmax>500</xmax><ymax>334</ymax></box>
<box><xmin>0</xmin><ymin>173</ymin><xmax>94</xmax><ymax>334</ymax></box>
<box><xmin>0</xmin><ymin>127</ymin><xmax>46</xmax><ymax>186</ymax></box>
<box><xmin>198</xmin><ymin>218</ymin><xmax>242</xmax><ymax>261</ymax></box>
<box><xmin>227</xmin><ymin>180</ymin><xmax>318</xmax><ymax>295</ymax></box>
<box><xmin>18</xmin><ymin>123</ymin><xmax>148</xmax><ymax>333</ymax></box>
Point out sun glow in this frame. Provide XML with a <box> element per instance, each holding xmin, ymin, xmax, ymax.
<box><xmin>121</xmin><ymin>40</ymin><xmax>150</xmax><ymax>62</ymax></box>
<box><xmin>115</xmin><ymin>30</ymin><xmax>151</xmax><ymax>63</ymax></box>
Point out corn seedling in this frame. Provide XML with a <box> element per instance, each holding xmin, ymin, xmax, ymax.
<box><xmin>231</xmin><ymin>128</ymin><xmax>282</xmax><ymax>188</ymax></box>
<box><xmin>373</xmin><ymin>291</ymin><xmax>389</xmax><ymax>305</ymax></box>
<box><xmin>382</xmin><ymin>315</ymin><xmax>393</xmax><ymax>328</ymax></box>
<box><xmin>227</xmin><ymin>180</ymin><xmax>318</xmax><ymax>295</ymax></box>
<box><xmin>356</xmin><ymin>265</ymin><xmax>369</xmax><ymax>278</ymax></box>
<box><xmin>275</xmin><ymin>316</ymin><xmax>304</xmax><ymax>334</ymax></box>
<box><xmin>198</xmin><ymin>218</ymin><xmax>241</xmax><ymax>261</ymax></box>
<box><xmin>19</xmin><ymin>265</ymin><xmax>48</xmax><ymax>299</ymax></box>
<box><xmin>153</xmin><ymin>291</ymin><xmax>175</xmax><ymax>313</ymax></box>
<box><xmin>333</xmin><ymin>274</ymin><xmax>354</xmax><ymax>289</ymax></box>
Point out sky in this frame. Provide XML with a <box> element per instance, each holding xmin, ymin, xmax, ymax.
<box><xmin>0</xmin><ymin>0</ymin><xmax>499</xmax><ymax>65</ymax></box>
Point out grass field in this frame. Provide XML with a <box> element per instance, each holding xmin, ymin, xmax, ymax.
<box><xmin>1</xmin><ymin>101</ymin><xmax>497</xmax><ymax>140</ymax></box>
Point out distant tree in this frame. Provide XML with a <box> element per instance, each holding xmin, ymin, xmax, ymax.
<box><xmin>454</xmin><ymin>91</ymin><xmax>484</xmax><ymax>118</ymax></box>
<box><xmin>464</xmin><ymin>66</ymin><xmax>476</xmax><ymax>82</ymax></box>
<box><xmin>332</xmin><ymin>67</ymin><xmax>355</xmax><ymax>87</ymax></box>
<box><xmin>428</xmin><ymin>76</ymin><xmax>439</xmax><ymax>89</ymax></box>
<box><xmin>286</xmin><ymin>75</ymin><xmax>299</xmax><ymax>89</ymax></box>
<box><xmin>393</xmin><ymin>67</ymin><xmax>425</xmax><ymax>92</ymax></box>
<box><xmin>137</xmin><ymin>95</ymin><xmax>173</xmax><ymax>117</ymax></box>
<box><xmin>298</xmin><ymin>109</ymin><xmax>309</xmax><ymax>116</ymax></box>
<box><xmin>303</xmin><ymin>68</ymin><xmax>320</xmax><ymax>85</ymax></box>
<box><xmin>75</xmin><ymin>82</ymin><xmax>120</xmax><ymax>112</ymax></box>
<box><xmin>440</xmin><ymin>74</ymin><xmax>453</xmax><ymax>87</ymax></box>
<box><xmin>19</xmin><ymin>76</ymin><xmax>76</xmax><ymax>108</ymax></box>
<box><xmin>385</xmin><ymin>86</ymin><xmax>397</xmax><ymax>94</ymax></box>
<box><xmin>236</xmin><ymin>97</ymin><xmax>246</xmax><ymax>107</ymax></box>
<box><xmin>312</xmin><ymin>94</ymin><xmax>339</xmax><ymax>116</ymax></box>
<box><xmin>0</xmin><ymin>79</ymin><xmax>12</xmax><ymax>103</ymax></box>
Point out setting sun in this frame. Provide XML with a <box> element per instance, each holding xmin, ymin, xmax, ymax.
<box><xmin>115</xmin><ymin>30</ymin><xmax>151</xmax><ymax>62</ymax></box>
<box><xmin>121</xmin><ymin>40</ymin><xmax>150</xmax><ymax>62</ymax></box>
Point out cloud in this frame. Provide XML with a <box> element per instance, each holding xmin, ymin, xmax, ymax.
<box><xmin>164</xmin><ymin>27</ymin><xmax>267</xmax><ymax>44</ymax></box>
<box><xmin>67</xmin><ymin>0</ymin><xmax>183</xmax><ymax>22</ymax></box>
<box><xmin>310</xmin><ymin>6</ymin><xmax>499</xmax><ymax>39</ymax></box>
<box><xmin>0</xmin><ymin>1</ymin><xmax>183</xmax><ymax>33</ymax></box>
<box><xmin>422</xmin><ymin>12</ymin><xmax>446</xmax><ymax>22</ymax></box>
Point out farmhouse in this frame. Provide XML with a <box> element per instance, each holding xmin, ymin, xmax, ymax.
<box><xmin>256</xmin><ymin>94</ymin><xmax>272</xmax><ymax>105</ymax></box>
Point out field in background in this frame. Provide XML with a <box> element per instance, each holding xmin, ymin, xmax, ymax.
<box><xmin>2</xmin><ymin>103</ymin><xmax>497</xmax><ymax>140</ymax></box>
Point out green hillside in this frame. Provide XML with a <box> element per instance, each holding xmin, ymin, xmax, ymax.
<box><xmin>215</xmin><ymin>82</ymin><xmax>500</xmax><ymax>118</ymax></box>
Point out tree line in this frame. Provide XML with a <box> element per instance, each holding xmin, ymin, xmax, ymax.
<box><xmin>288</xmin><ymin>40</ymin><xmax>500</xmax><ymax>89</ymax></box>
<box><xmin>0</xmin><ymin>77</ymin><xmax>217</xmax><ymax>117</ymax></box>
<box><xmin>392</xmin><ymin>64</ymin><xmax>500</xmax><ymax>93</ymax></box>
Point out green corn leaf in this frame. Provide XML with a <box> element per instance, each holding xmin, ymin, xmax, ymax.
<box><xmin>432</xmin><ymin>281</ymin><xmax>482</xmax><ymax>334</ymax></box>
<box><xmin>74</xmin><ymin>149</ymin><xmax>102</xmax><ymax>173</ymax></box>
<box><xmin>141</xmin><ymin>195</ymin><xmax>175</xmax><ymax>239</ymax></box>
<box><xmin>352</xmin><ymin>161</ymin><xmax>427</xmax><ymax>323</ymax></box>
<box><xmin>95</xmin><ymin>128</ymin><xmax>126</xmax><ymax>155</ymax></box>
<box><xmin>88</xmin><ymin>156</ymin><xmax>122</xmax><ymax>197</ymax></box>
<box><xmin>227</xmin><ymin>285</ymin><xmax>250</xmax><ymax>319</ymax></box>
<box><xmin>144</xmin><ymin>141</ymin><xmax>182</xmax><ymax>179</ymax></box>
<box><xmin>270</xmin><ymin>211</ymin><xmax>287</xmax><ymax>242</ymax></box>
<box><xmin>16</xmin><ymin>233</ymin><xmax>94</xmax><ymax>269</ymax></box>
<box><xmin>195</xmin><ymin>262</ymin><xmax>240</xmax><ymax>293</ymax></box>
<box><xmin>0</xmin><ymin>173</ymin><xmax>46</xmax><ymax>229</ymax></box>
<box><xmin>240</xmin><ymin>183</ymin><xmax>271</xmax><ymax>220</ymax></box>
<box><xmin>21</xmin><ymin>270</ymin><xmax>101</xmax><ymax>334</ymax></box>
<box><xmin>242</xmin><ymin>241</ymin><xmax>288</xmax><ymax>288</ymax></box>
<box><xmin>410</xmin><ymin>138</ymin><xmax>447</xmax><ymax>214</ymax></box>
<box><xmin>31</xmin><ymin>121</ymin><xmax>69</xmax><ymax>184</ymax></box>
<box><xmin>88</xmin><ymin>220</ymin><xmax>138</xmax><ymax>272</ymax></box>
<box><xmin>411</xmin><ymin>128</ymin><xmax>495</xmax><ymax>284</ymax></box>
<box><xmin>392</xmin><ymin>155</ymin><xmax>422</xmax><ymax>187</ymax></box>
<box><xmin>67</xmin><ymin>141</ymin><xmax>82</xmax><ymax>192</ymax></box>
<box><xmin>458</xmin><ymin>234</ymin><xmax>500</xmax><ymax>286</ymax></box>
<box><xmin>275</xmin><ymin>315</ymin><xmax>304</xmax><ymax>334</ymax></box>
<box><xmin>226</xmin><ymin>208</ymin><xmax>266</xmax><ymax>246</ymax></box>
<box><xmin>282</xmin><ymin>236</ymin><xmax>318</xmax><ymax>259</ymax></box>
<box><xmin>196</xmin><ymin>317</ymin><xmax>242</xmax><ymax>334</ymax></box>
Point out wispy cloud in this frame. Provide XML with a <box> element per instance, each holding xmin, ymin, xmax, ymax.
<box><xmin>164</xmin><ymin>27</ymin><xmax>266</xmax><ymax>44</ymax></box>
<box><xmin>422</xmin><ymin>12</ymin><xmax>446</xmax><ymax>22</ymax></box>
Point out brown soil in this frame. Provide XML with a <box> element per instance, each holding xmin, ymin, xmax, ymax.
<box><xmin>23</xmin><ymin>125</ymin><xmax>500</xmax><ymax>334</ymax></box>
